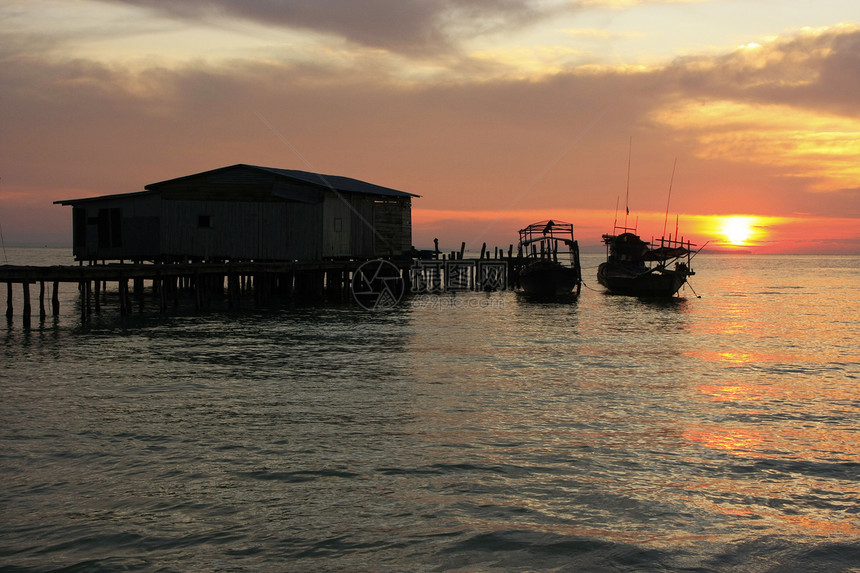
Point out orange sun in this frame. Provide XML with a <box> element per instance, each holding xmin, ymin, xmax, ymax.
<box><xmin>721</xmin><ymin>216</ymin><xmax>756</xmax><ymax>246</ymax></box>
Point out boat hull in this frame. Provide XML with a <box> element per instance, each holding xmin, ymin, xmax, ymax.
<box><xmin>519</xmin><ymin>265</ymin><xmax>581</xmax><ymax>298</ymax></box>
<box><xmin>597</xmin><ymin>262</ymin><xmax>687</xmax><ymax>297</ymax></box>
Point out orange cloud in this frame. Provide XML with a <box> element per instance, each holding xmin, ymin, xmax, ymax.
<box><xmin>2</xmin><ymin>10</ymin><xmax>858</xmax><ymax>253</ymax></box>
<box><xmin>653</xmin><ymin>100</ymin><xmax>860</xmax><ymax>192</ymax></box>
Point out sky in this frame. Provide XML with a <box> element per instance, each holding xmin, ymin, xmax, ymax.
<box><xmin>1</xmin><ymin>0</ymin><xmax>858</xmax><ymax>253</ymax></box>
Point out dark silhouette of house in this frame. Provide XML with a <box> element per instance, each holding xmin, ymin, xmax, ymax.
<box><xmin>55</xmin><ymin>164</ymin><xmax>418</xmax><ymax>262</ymax></box>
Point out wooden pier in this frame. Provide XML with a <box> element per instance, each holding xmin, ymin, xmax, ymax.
<box><xmin>1</xmin><ymin>243</ymin><xmax>523</xmax><ymax>325</ymax></box>
<box><xmin>0</xmin><ymin>260</ymin><xmax>372</xmax><ymax>326</ymax></box>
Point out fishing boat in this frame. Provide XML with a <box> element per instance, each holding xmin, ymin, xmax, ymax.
<box><xmin>597</xmin><ymin>226</ymin><xmax>695</xmax><ymax>297</ymax></box>
<box><xmin>516</xmin><ymin>220</ymin><xmax>582</xmax><ymax>298</ymax></box>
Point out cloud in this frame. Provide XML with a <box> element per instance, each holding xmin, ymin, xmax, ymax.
<box><xmin>664</xmin><ymin>24</ymin><xmax>860</xmax><ymax>116</ymax></box>
<box><xmin>2</xmin><ymin>11</ymin><xmax>859</xmax><ymax>248</ymax></box>
<box><xmin>651</xmin><ymin>25</ymin><xmax>860</xmax><ymax>195</ymax></box>
<box><xmin>93</xmin><ymin>0</ymin><xmax>564</xmax><ymax>57</ymax></box>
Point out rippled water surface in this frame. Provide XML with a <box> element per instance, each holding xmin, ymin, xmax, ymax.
<box><xmin>2</xmin><ymin>249</ymin><xmax>859</xmax><ymax>571</ymax></box>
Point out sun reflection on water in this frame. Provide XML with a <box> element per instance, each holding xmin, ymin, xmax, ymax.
<box><xmin>683</xmin><ymin>427</ymin><xmax>772</xmax><ymax>457</ymax></box>
<box><xmin>696</xmin><ymin>383</ymin><xmax>764</xmax><ymax>401</ymax></box>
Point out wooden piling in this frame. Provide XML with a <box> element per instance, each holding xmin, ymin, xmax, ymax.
<box><xmin>159</xmin><ymin>277</ymin><xmax>167</xmax><ymax>313</ymax></box>
<box><xmin>1</xmin><ymin>258</ymin><xmax>419</xmax><ymax>320</ymax></box>
<box><xmin>193</xmin><ymin>273</ymin><xmax>202</xmax><ymax>310</ymax></box>
<box><xmin>227</xmin><ymin>273</ymin><xmax>238</xmax><ymax>308</ymax></box>
<box><xmin>22</xmin><ymin>282</ymin><xmax>31</xmax><ymax>320</ymax></box>
<box><xmin>6</xmin><ymin>282</ymin><xmax>12</xmax><ymax>319</ymax></box>
<box><xmin>39</xmin><ymin>282</ymin><xmax>46</xmax><ymax>319</ymax></box>
<box><xmin>79</xmin><ymin>280</ymin><xmax>90</xmax><ymax>320</ymax></box>
<box><xmin>134</xmin><ymin>278</ymin><xmax>144</xmax><ymax>312</ymax></box>
<box><xmin>119</xmin><ymin>278</ymin><xmax>129</xmax><ymax>315</ymax></box>
<box><xmin>94</xmin><ymin>279</ymin><xmax>101</xmax><ymax>313</ymax></box>
<box><xmin>52</xmin><ymin>281</ymin><xmax>60</xmax><ymax>316</ymax></box>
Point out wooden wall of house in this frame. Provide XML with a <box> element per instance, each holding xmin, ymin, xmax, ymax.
<box><xmin>284</xmin><ymin>202</ymin><xmax>323</xmax><ymax>261</ymax></box>
<box><xmin>71</xmin><ymin>194</ymin><xmax>161</xmax><ymax>261</ymax></box>
<box><xmin>321</xmin><ymin>193</ymin><xmax>411</xmax><ymax>258</ymax></box>
<box><xmin>373</xmin><ymin>198</ymin><xmax>412</xmax><ymax>257</ymax></box>
<box><xmin>65</xmin><ymin>165</ymin><xmax>412</xmax><ymax>262</ymax></box>
<box><xmin>160</xmin><ymin>199</ymin><xmax>322</xmax><ymax>261</ymax></box>
<box><xmin>350</xmin><ymin>195</ymin><xmax>375</xmax><ymax>258</ymax></box>
<box><xmin>401</xmin><ymin>200</ymin><xmax>413</xmax><ymax>255</ymax></box>
<box><xmin>322</xmin><ymin>194</ymin><xmax>352</xmax><ymax>258</ymax></box>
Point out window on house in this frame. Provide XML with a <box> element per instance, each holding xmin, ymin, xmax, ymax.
<box><xmin>198</xmin><ymin>215</ymin><xmax>212</xmax><ymax>228</ymax></box>
<box><xmin>334</xmin><ymin>217</ymin><xmax>343</xmax><ymax>233</ymax></box>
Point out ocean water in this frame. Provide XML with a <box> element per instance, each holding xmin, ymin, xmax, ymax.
<box><xmin>1</xmin><ymin>248</ymin><xmax>859</xmax><ymax>572</ymax></box>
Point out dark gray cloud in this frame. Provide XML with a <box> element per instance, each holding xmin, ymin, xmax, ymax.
<box><xmin>664</xmin><ymin>25</ymin><xmax>860</xmax><ymax>117</ymax></box>
<box><xmin>95</xmin><ymin>0</ymin><xmax>561</xmax><ymax>56</ymax></box>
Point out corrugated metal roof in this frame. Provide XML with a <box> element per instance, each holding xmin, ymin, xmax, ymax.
<box><xmin>55</xmin><ymin>164</ymin><xmax>419</xmax><ymax>205</ymax></box>
<box><xmin>146</xmin><ymin>164</ymin><xmax>419</xmax><ymax>198</ymax></box>
<box><xmin>252</xmin><ymin>165</ymin><xmax>419</xmax><ymax>198</ymax></box>
<box><xmin>54</xmin><ymin>189</ymin><xmax>158</xmax><ymax>206</ymax></box>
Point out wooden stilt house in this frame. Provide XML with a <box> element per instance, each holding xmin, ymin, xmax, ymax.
<box><xmin>55</xmin><ymin>164</ymin><xmax>418</xmax><ymax>262</ymax></box>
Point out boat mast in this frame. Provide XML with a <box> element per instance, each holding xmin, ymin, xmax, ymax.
<box><xmin>612</xmin><ymin>196</ymin><xmax>619</xmax><ymax>231</ymax></box>
<box><xmin>0</xmin><ymin>177</ymin><xmax>7</xmax><ymax>263</ymax></box>
<box><xmin>624</xmin><ymin>136</ymin><xmax>632</xmax><ymax>230</ymax></box>
<box><xmin>663</xmin><ymin>157</ymin><xmax>677</xmax><ymax>239</ymax></box>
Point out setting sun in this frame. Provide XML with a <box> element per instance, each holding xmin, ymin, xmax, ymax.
<box><xmin>722</xmin><ymin>216</ymin><xmax>756</xmax><ymax>245</ymax></box>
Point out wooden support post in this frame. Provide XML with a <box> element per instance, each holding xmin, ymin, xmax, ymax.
<box><xmin>52</xmin><ymin>281</ymin><xmax>60</xmax><ymax>316</ymax></box>
<box><xmin>228</xmin><ymin>273</ymin><xmax>240</xmax><ymax>308</ymax></box>
<box><xmin>39</xmin><ymin>281</ymin><xmax>47</xmax><ymax>319</ymax></box>
<box><xmin>283</xmin><ymin>271</ymin><xmax>294</xmax><ymax>299</ymax></box>
<box><xmin>325</xmin><ymin>270</ymin><xmax>340</xmax><ymax>300</ymax></box>
<box><xmin>204</xmin><ymin>275</ymin><xmax>212</xmax><ymax>309</ymax></box>
<box><xmin>250</xmin><ymin>274</ymin><xmax>258</xmax><ymax>305</ymax></box>
<box><xmin>119</xmin><ymin>279</ymin><xmax>129</xmax><ymax>315</ymax></box>
<box><xmin>22</xmin><ymin>282</ymin><xmax>32</xmax><ymax>325</ymax></box>
<box><xmin>277</xmin><ymin>272</ymin><xmax>291</xmax><ymax>297</ymax></box>
<box><xmin>459</xmin><ymin>242</ymin><xmax>466</xmax><ymax>259</ymax></box>
<box><xmin>94</xmin><ymin>279</ymin><xmax>101</xmax><ymax>313</ymax></box>
<box><xmin>134</xmin><ymin>278</ymin><xmax>144</xmax><ymax>312</ymax></box>
<box><xmin>294</xmin><ymin>272</ymin><xmax>304</xmax><ymax>298</ymax></box>
<box><xmin>194</xmin><ymin>274</ymin><xmax>202</xmax><ymax>310</ymax></box>
<box><xmin>80</xmin><ymin>281</ymin><xmax>89</xmax><ymax>320</ymax></box>
<box><xmin>159</xmin><ymin>277</ymin><xmax>167</xmax><ymax>313</ymax></box>
<box><xmin>6</xmin><ymin>282</ymin><xmax>12</xmax><ymax>319</ymax></box>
